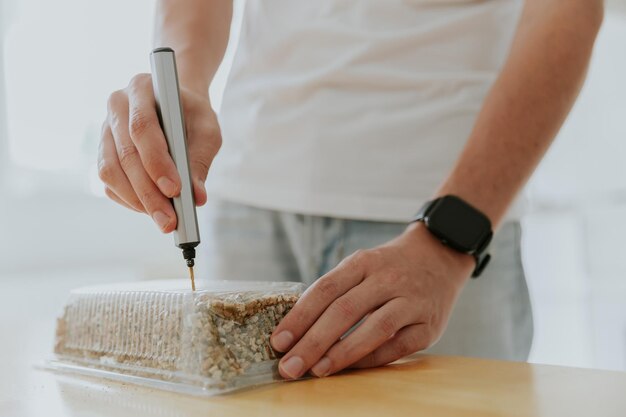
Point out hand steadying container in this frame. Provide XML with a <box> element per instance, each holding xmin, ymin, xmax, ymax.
<box><xmin>150</xmin><ymin>47</ymin><xmax>200</xmax><ymax>290</ymax></box>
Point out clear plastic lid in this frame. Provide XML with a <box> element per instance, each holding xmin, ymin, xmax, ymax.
<box><xmin>48</xmin><ymin>279</ymin><xmax>305</xmax><ymax>396</ymax></box>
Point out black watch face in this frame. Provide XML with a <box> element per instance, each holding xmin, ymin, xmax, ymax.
<box><xmin>425</xmin><ymin>196</ymin><xmax>491</xmax><ymax>253</ymax></box>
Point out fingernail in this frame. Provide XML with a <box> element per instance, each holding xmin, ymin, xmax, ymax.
<box><xmin>311</xmin><ymin>357</ymin><xmax>331</xmax><ymax>378</ymax></box>
<box><xmin>157</xmin><ymin>176</ymin><xmax>178</xmax><ymax>197</ymax></box>
<box><xmin>152</xmin><ymin>210</ymin><xmax>171</xmax><ymax>232</ymax></box>
<box><xmin>272</xmin><ymin>331</ymin><xmax>293</xmax><ymax>352</ymax></box>
<box><xmin>194</xmin><ymin>177</ymin><xmax>205</xmax><ymax>192</ymax></box>
<box><xmin>280</xmin><ymin>356</ymin><xmax>304</xmax><ymax>379</ymax></box>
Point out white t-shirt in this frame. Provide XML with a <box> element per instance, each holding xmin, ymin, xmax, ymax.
<box><xmin>207</xmin><ymin>0</ymin><xmax>525</xmax><ymax>222</ymax></box>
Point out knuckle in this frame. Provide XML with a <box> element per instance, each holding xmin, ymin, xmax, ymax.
<box><xmin>352</xmin><ymin>249</ymin><xmax>367</xmax><ymax>261</ymax></box>
<box><xmin>117</xmin><ymin>145</ymin><xmax>139</xmax><ymax>169</ymax></box>
<box><xmin>129</xmin><ymin>109</ymin><xmax>154</xmax><ymax>140</ymax></box>
<box><xmin>304</xmin><ymin>336</ymin><xmax>325</xmax><ymax>356</ymax></box>
<box><xmin>138</xmin><ymin>189</ymin><xmax>163</xmax><ymax>212</ymax></box>
<box><xmin>129</xmin><ymin>73</ymin><xmax>150</xmax><ymax>88</ymax></box>
<box><xmin>97</xmin><ymin>160</ymin><xmax>115</xmax><ymax>183</ymax></box>
<box><xmin>378</xmin><ymin>314</ymin><xmax>398</xmax><ymax>339</ymax></box>
<box><xmin>347</xmin><ymin>249</ymin><xmax>368</xmax><ymax>272</ymax></box>
<box><xmin>191</xmin><ymin>157</ymin><xmax>211</xmax><ymax>179</ymax></box>
<box><xmin>315</xmin><ymin>276</ymin><xmax>340</xmax><ymax>299</ymax></box>
<box><xmin>331</xmin><ymin>297</ymin><xmax>358</xmax><ymax>319</ymax></box>
<box><xmin>107</xmin><ymin>90</ymin><xmax>126</xmax><ymax>111</ymax></box>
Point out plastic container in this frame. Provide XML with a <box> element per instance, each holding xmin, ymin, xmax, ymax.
<box><xmin>47</xmin><ymin>279</ymin><xmax>305</xmax><ymax>396</ymax></box>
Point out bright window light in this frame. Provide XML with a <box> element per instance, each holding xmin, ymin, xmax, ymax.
<box><xmin>5</xmin><ymin>0</ymin><xmax>156</xmax><ymax>172</ymax></box>
<box><xmin>3</xmin><ymin>0</ymin><xmax>241</xmax><ymax>178</ymax></box>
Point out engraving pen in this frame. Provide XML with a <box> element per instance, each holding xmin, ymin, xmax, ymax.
<box><xmin>150</xmin><ymin>47</ymin><xmax>200</xmax><ymax>291</ymax></box>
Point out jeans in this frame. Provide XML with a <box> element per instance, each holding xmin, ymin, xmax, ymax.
<box><xmin>199</xmin><ymin>199</ymin><xmax>533</xmax><ymax>361</ymax></box>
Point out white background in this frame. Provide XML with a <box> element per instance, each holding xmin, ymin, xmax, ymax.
<box><xmin>1</xmin><ymin>0</ymin><xmax>625</xmax><ymax>372</ymax></box>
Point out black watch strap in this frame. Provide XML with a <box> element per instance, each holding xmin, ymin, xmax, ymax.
<box><xmin>413</xmin><ymin>197</ymin><xmax>492</xmax><ymax>278</ymax></box>
<box><xmin>472</xmin><ymin>252</ymin><xmax>491</xmax><ymax>278</ymax></box>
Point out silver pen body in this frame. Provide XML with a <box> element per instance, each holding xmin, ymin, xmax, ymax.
<box><xmin>150</xmin><ymin>47</ymin><xmax>200</xmax><ymax>263</ymax></box>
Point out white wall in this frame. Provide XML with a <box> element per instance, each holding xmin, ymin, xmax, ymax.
<box><xmin>0</xmin><ymin>0</ymin><xmax>244</xmax><ymax>277</ymax></box>
<box><xmin>0</xmin><ymin>0</ymin><xmax>10</xmax><ymax>174</ymax></box>
<box><xmin>523</xmin><ymin>10</ymin><xmax>626</xmax><ymax>371</ymax></box>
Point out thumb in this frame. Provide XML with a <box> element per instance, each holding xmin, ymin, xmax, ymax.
<box><xmin>184</xmin><ymin>93</ymin><xmax>222</xmax><ymax>207</ymax></box>
<box><xmin>188</xmin><ymin>127</ymin><xmax>221</xmax><ymax>207</ymax></box>
<box><xmin>192</xmin><ymin>175</ymin><xmax>208</xmax><ymax>207</ymax></box>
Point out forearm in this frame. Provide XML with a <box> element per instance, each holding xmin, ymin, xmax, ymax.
<box><xmin>437</xmin><ymin>0</ymin><xmax>603</xmax><ymax>227</ymax></box>
<box><xmin>153</xmin><ymin>0</ymin><xmax>232</xmax><ymax>94</ymax></box>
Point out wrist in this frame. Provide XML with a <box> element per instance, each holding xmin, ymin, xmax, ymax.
<box><xmin>175</xmin><ymin>63</ymin><xmax>211</xmax><ymax>98</ymax></box>
<box><xmin>403</xmin><ymin>222</ymin><xmax>475</xmax><ymax>281</ymax></box>
<box><xmin>177</xmin><ymin>82</ymin><xmax>215</xmax><ymax>114</ymax></box>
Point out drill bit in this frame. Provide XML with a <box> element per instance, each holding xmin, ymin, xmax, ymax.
<box><xmin>181</xmin><ymin>246</ymin><xmax>197</xmax><ymax>292</ymax></box>
<box><xmin>188</xmin><ymin>266</ymin><xmax>196</xmax><ymax>291</ymax></box>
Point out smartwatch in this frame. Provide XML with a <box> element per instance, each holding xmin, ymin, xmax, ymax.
<box><xmin>411</xmin><ymin>195</ymin><xmax>493</xmax><ymax>278</ymax></box>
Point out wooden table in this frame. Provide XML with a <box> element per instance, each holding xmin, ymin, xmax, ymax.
<box><xmin>2</xmin><ymin>269</ymin><xmax>626</xmax><ymax>417</ymax></box>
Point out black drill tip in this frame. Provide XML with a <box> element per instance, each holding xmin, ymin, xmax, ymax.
<box><xmin>181</xmin><ymin>246</ymin><xmax>196</xmax><ymax>268</ymax></box>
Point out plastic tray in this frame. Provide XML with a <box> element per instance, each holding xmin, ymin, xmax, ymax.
<box><xmin>46</xmin><ymin>279</ymin><xmax>305</xmax><ymax>396</ymax></box>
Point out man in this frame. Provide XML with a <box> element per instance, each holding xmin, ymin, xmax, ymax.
<box><xmin>98</xmin><ymin>0</ymin><xmax>603</xmax><ymax>379</ymax></box>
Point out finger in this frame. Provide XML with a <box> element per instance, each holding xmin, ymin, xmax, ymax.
<box><xmin>193</xmin><ymin>178</ymin><xmax>207</xmax><ymax>207</ymax></box>
<box><xmin>277</xmin><ymin>280</ymin><xmax>392</xmax><ymax>379</ymax></box>
<box><xmin>98</xmin><ymin>123</ymin><xmax>145</xmax><ymax>212</ymax></box>
<box><xmin>127</xmin><ymin>74</ymin><xmax>181</xmax><ymax>198</ymax></box>
<box><xmin>104</xmin><ymin>187</ymin><xmax>141</xmax><ymax>212</ymax></box>
<box><xmin>186</xmin><ymin>119</ymin><xmax>221</xmax><ymax>207</ymax></box>
<box><xmin>349</xmin><ymin>323</ymin><xmax>430</xmax><ymax>370</ymax></box>
<box><xmin>271</xmin><ymin>250</ymin><xmax>371</xmax><ymax>354</ymax></box>
<box><xmin>108</xmin><ymin>90</ymin><xmax>177</xmax><ymax>233</ymax></box>
<box><xmin>309</xmin><ymin>297</ymin><xmax>416</xmax><ymax>377</ymax></box>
